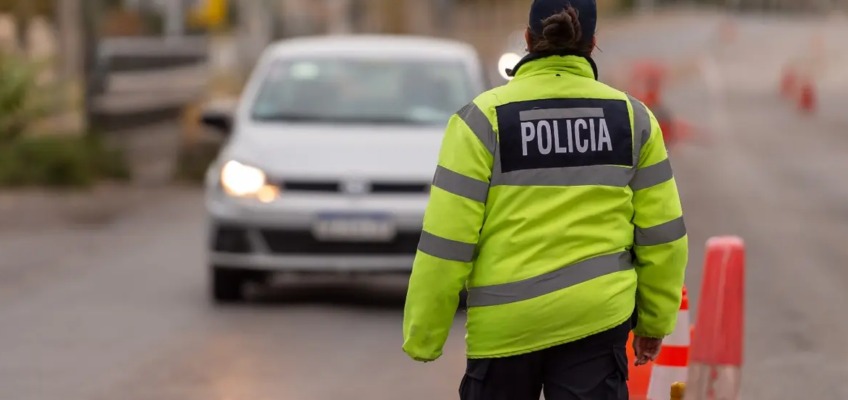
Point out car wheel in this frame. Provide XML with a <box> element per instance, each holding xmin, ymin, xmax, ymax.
<box><xmin>211</xmin><ymin>266</ymin><xmax>247</xmax><ymax>303</ymax></box>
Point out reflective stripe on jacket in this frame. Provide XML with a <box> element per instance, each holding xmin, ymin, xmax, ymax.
<box><xmin>402</xmin><ymin>55</ymin><xmax>688</xmax><ymax>360</ymax></box>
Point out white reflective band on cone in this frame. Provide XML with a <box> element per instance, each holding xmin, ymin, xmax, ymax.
<box><xmin>665</xmin><ymin>310</ymin><xmax>691</xmax><ymax>347</ymax></box>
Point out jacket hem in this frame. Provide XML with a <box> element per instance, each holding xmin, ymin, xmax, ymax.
<box><xmin>465</xmin><ymin>314</ymin><xmax>632</xmax><ymax>360</ymax></box>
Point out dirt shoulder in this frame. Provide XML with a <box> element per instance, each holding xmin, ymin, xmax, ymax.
<box><xmin>0</xmin><ymin>183</ymin><xmax>200</xmax><ymax>232</ymax></box>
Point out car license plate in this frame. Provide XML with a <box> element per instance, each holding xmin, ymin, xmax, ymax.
<box><xmin>312</xmin><ymin>213</ymin><xmax>396</xmax><ymax>242</ymax></box>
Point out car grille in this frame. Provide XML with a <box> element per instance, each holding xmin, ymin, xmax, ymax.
<box><xmin>280</xmin><ymin>181</ymin><xmax>340</xmax><ymax>192</ymax></box>
<box><xmin>274</xmin><ymin>180</ymin><xmax>429</xmax><ymax>194</ymax></box>
<box><xmin>213</xmin><ymin>226</ymin><xmax>251</xmax><ymax>253</ymax></box>
<box><xmin>260</xmin><ymin>229</ymin><xmax>421</xmax><ymax>255</ymax></box>
<box><xmin>371</xmin><ymin>183</ymin><xmax>430</xmax><ymax>193</ymax></box>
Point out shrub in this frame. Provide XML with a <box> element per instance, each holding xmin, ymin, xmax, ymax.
<box><xmin>0</xmin><ymin>52</ymin><xmax>51</xmax><ymax>144</ymax></box>
<box><xmin>0</xmin><ymin>48</ymin><xmax>130</xmax><ymax>188</ymax></box>
<box><xmin>0</xmin><ymin>135</ymin><xmax>131</xmax><ymax>188</ymax></box>
<box><xmin>83</xmin><ymin>134</ymin><xmax>132</xmax><ymax>182</ymax></box>
<box><xmin>174</xmin><ymin>140</ymin><xmax>221</xmax><ymax>184</ymax></box>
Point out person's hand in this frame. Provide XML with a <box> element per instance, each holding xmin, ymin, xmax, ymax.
<box><xmin>633</xmin><ymin>335</ymin><xmax>663</xmax><ymax>366</ymax></box>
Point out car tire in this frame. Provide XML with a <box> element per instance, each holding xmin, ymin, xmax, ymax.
<box><xmin>211</xmin><ymin>266</ymin><xmax>247</xmax><ymax>303</ymax></box>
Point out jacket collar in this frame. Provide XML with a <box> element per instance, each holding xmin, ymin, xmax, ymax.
<box><xmin>506</xmin><ymin>53</ymin><xmax>599</xmax><ymax>81</ymax></box>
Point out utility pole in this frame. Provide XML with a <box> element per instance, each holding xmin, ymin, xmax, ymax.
<box><xmin>56</xmin><ymin>0</ymin><xmax>89</xmax><ymax>133</ymax></box>
<box><xmin>165</xmin><ymin>0</ymin><xmax>186</xmax><ymax>37</ymax></box>
<box><xmin>81</xmin><ymin>0</ymin><xmax>102</xmax><ymax>133</ymax></box>
<box><xmin>58</xmin><ymin>0</ymin><xmax>84</xmax><ymax>84</ymax></box>
<box><xmin>13</xmin><ymin>0</ymin><xmax>34</xmax><ymax>51</ymax></box>
<box><xmin>236</xmin><ymin>0</ymin><xmax>273</xmax><ymax>74</ymax></box>
<box><xmin>327</xmin><ymin>0</ymin><xmax>353</xmax><ymax>34</ymax></box>
<box><xmin>636</xmin><ymin>0</ymin><xmax>656</xmax><ymax>14</ymax></box>
<box><xmin>382</xmin><ymin>0</ymin><xmax>406</xmax><ymax>34</ymax></box>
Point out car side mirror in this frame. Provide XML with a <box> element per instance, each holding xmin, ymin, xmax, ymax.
<box><xmin>200</xmin><ymin>98</ymin><xmax>239</xmax><ymax>137</ymax></box>
<box><xmin>201</xmin><ymin>110</ymin><xmax>233</xmax><ymax>136</ymax></box>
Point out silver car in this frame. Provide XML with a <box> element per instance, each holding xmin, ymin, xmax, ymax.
<box><xmin>201</xmin><ymin>35</ymin><xmax>487</xmax><ymax>302</ymax></box>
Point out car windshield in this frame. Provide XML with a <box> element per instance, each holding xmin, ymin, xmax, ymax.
<box><xmin>250</xmin><ymin>58</ymin><xmax>476</xmax><ymax>125</ymax></box>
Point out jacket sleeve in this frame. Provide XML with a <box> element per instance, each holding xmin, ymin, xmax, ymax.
<box><xmin>629</xmin><ymin>102</ymin><xmax>688</xmax><ymax>339</ymax></box>
<box><xmin>402</xmin><ymin>101</ymin><xmax>495</xmax><ymax>361</ymax></box>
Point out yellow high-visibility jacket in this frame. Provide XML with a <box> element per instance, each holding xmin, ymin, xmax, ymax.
<box><xmin>402</xmin><ymin>55</ymin><xmax>688</xmax><ymax>361</ymax></box>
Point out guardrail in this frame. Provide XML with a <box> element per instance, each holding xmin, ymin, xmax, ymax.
<box><xmin>90</xmin><ymin>35</ymin><xmax>210</xmax><ymax>132</ymax></box>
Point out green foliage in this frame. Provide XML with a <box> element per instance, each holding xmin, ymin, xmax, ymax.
<box><xmin>0</xmin><ymin>135</ymin><xmax>131</xmax><ymax>188</ymax></box>
<box><xmin>85</xmin><ymin>135</ymin><xmax>132</xmax><ymax>183</ymax></box>
<box><xmin>174</xmin><ymin>141</ymin><xmax>221</xmax><ymax>184</ymax></box>
<box><xmin>0</xmin><ymin>52</ymin><xmax>51</xmax><ymax>144</ymax></box>
<box><xmin>0</xmin><ymin>48</ymin><xmax>129</xmax><ymax>189</ymax></box>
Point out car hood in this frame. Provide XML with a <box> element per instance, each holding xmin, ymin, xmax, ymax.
<box><xmin>222</xmin><ymin>122</ymin><xmax>445</xmax><ymax>181</ymax></box>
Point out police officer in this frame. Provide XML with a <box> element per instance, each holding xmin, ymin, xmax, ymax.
<box><xmin>402</xmin><ymin>0</ymin><xmax>688</xmax><ymax>399</ymax></box>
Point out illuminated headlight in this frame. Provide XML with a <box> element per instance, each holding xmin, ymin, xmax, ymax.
<box><xmin>498</xmin><ymin>52</ymin><xmax>522</xmax><ymax>81</ymax></box>
<box><xmin>220</xmin><ymin>161</ymin><xmax>277</xmax><ymax>201</ymax></box>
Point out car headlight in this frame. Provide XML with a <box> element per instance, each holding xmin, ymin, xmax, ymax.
<box><xmin>221</xmin><ymin>161</ymin><xmax>276</xmax><ymax>200</ymax></box>
<box><xmin>498</xmin><ymin>52</ymin><xmax>522</xmax><ymax>81</ymax></box>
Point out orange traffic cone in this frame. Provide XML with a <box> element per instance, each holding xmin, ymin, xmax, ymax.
<box><xmin>646</xmin><ymin>287</ymin><xmax>690</xmax><ymax>400</ymax></box>
<box><xmin>780</xmin><ymin>67</ymin><xmax>798</xmax><ymax>98</ymax></box>
<box><xmin>689</xmin><ymin>236</ymin><xmax>745</xmax><ymax>400</ymax></box>
<box><xmin>798</xmin><ymin>79</ymin><xmax>817</xmax><ymax>114</ymax></box>
<box><xmin>626</xmin><ymin>331</ymin><xmax>653</xmax><ymax>400</ymax></box>
<box><xmin>628</xmin><ymin>287</ymin><xmax>689</xmax><ymax>399</ymax></box>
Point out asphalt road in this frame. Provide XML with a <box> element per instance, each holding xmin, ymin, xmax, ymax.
<box><xmin>668</xmin><ymin>15</ymin><xmax>848</xmax><ymax>399</ymax></box>
<box><xmin>2</xmin><ymin>11</ymin><xmax>847</xmax><ymax>400</ymax></box>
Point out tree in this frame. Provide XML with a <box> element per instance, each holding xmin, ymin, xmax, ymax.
<box><xmin>0</xmin><ymin>52</ymin><xmax>50</xmax><ymax>143</ymax></box>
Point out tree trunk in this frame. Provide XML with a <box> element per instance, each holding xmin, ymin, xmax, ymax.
<box><xmin>14</xmin><ymin>0</ymin><xmax>33</xmax><ymax>51</ymax></box>
<box><xmin>381</xmin><ymin>0</ymin><xmax>406</xmax><ymax>34</ymax></box>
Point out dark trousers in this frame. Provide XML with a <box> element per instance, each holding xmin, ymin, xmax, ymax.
<box><xmin>459</xmin><ymin>321</ymin><xmax>630</xmax><ymax>400</ymax></box>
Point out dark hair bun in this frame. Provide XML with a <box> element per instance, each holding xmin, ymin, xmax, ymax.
<box><xmin>535</xmin><ymin>7</ymin><xmax>583</xmax><ymax>53</ymax></box>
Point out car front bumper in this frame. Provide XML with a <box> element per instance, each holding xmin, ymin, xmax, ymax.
<box><xmin>206</xmin><ymin>190</ymin><xmax>427</xmax><ymax>273</ymax></box>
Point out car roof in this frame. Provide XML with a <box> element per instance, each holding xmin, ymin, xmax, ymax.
<box><xmin>263</xmin><ymin>35</ymin><xmax>480</xmax><ymax>62</ymax></box>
